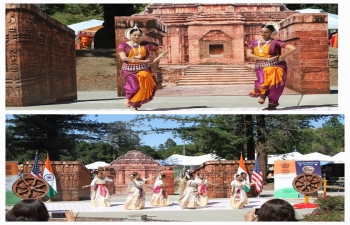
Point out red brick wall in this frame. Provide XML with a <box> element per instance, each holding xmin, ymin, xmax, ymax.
<box><xmin>277</xmin><ymin>13</ymin><xmax>330</xmax><ymax>94</ymax></box>
<box><xmin>23</xmin><ymin>161</ymin><xmax>91</xmax><ymax>201</ymax></box>
<box><xmin>5</xmin><ymin>4</ymin><xmax>77</xmax><ymax>106</ymax></box>
<box><xmin>193</xmin><ymin>160</ymin><xmax>256</xmax><ymax>198</ymax></box>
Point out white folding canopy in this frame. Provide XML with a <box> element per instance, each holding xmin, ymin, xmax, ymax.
<box><xmin>85</xmin><ymin>161</ymin><xmax>110</xmax><ymax>169</ymax></box>
<box><xmin>159</xmin><ymin>154</ymin><xmax>225</xmax><ymax>166</ymax></box>
<box><xmin>68</xmin><ymin>19</ymin><xmax>104</xmax><ymax>35</ymax></box>
<box><xmin>295</xmin><ymin>8</ymin><xmax>338</xmax><ymax>30</ymax></box>
<box><xmin>332</xmin><ymin>151</ymin><xmax>345</xmax><ymax>163</ymax></box>
<box><xmin>293</xmin><ymin>152</ymin><xmax>338</xmax><ymax>163</ymax></box>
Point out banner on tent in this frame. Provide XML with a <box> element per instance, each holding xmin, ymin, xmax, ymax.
<box><xmin>295</xmin><ymin>161</ymin><xmax>321</xmax><ymax>198</ymax></box>
<box><xmin>274</xmin><ymin>160</ymin><xmax>299</xmax><ymax>198</ymax></box>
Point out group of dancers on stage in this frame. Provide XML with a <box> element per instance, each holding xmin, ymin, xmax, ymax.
<box><xmin>83</xmin><ymin>171</ymin><xmax>256</xmax><ymax>210</ymax></box>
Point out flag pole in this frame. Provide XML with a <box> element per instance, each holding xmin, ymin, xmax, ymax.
<box><xmin>45</xmin><ymin>152</ymin><xmax>53</xmax><ymax>203</ymax></box>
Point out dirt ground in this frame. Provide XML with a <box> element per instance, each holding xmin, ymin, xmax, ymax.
<box><xmin>76</xmin><ymin>47</ymin><xmax>338</xmax><ymax>91</ymax></box>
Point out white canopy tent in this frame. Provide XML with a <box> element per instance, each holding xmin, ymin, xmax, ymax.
<box><xmin>295</xmin><ymin>8</ymin><xmax>338</xmax><ymax>30</ymax></box>
<box><xmin>68</xmin><ymin>19</ymin><xmax>104</xmax><ymax>35</ymax></box>
<box><xmin>159</xmin><ymin>154</ymin><xmax>225</xmax><ymax>166</ymax></box>
<box><xmin>293</xmin><ymin>152</ymin><xmax>339</xmax><ymax>164</ymax></box>
<box><xmin>332</xmin><ymin>151</ymin><xmax>345</xmax><ymax>163</ymax></box>
<box><xmin>268</xmin><ymin>151</ymin><xmax>303</xmax><ymax>164</ymax></box>
<box><xmin>85</xmin><ymin>161</ymin><xmax>110</xmax><ymax>170</ymax></box>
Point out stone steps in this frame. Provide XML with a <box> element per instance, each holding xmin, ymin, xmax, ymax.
<box><xmin>176</xmin><ymin>64</ymin><xmax>256</xmax><ymax>86</ymax></box>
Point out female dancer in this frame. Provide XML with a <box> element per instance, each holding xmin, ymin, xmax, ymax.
<box><xmin>195</xmin><ymin>173</ymin><xmax>210</xmax><ymax>206</ymax></box>
<box><xmin>230</xmin><ymin>174</ymin><xmax>248</xmax><ymax>209</ymax></box>
<box><xmin>150</xmin><ymin>173</ymin><xmax>170</xmax><ymax>207</ymax></box>
<box><xmin>124</xmin><ymin>172</ymin><xmax>155</xmax><ymax>210</ymax></box>
<box><xmin>247</xmin><ymin>22</ymin><xmax>297</xmax><ymax>110</ymax></box>
<box><xmin>176</xmin><ymin>172</ymin><xmax>187</xmax><ymax>196</ymax></box>
<box><xmin>117</xmin><ymin>24</ymin><xmax>168</xmax><ymax>111</ymax></box>
<box><xmin>178</xmin><ymin>172</ymin><xmax>202</xmax><ymax>209</ymax></box>
<box><xmin>82</xmin><ymin>172</ymin><xmax>112</xmax><ymax>207</ymax></box>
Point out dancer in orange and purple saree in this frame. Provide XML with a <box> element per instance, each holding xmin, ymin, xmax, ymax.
<box><xmin>117</xmin><ymin>24</ymin><xmax>168</xmax><ymax>111</ymax></box>
<box><xmin>246</xmin><ymin>22</ymin><xmax>297</xmax><ymax>110</ymax></box>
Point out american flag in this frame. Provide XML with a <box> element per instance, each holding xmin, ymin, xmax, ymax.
<box><xmin>31</xmin><ymin>153</ymin><xmax>42</xmax><ymax>178</ymax></box>
<box><xmin>252</xmin><ymin>154</ymin><xmax>263</xmax><ymax>195</ymax></box>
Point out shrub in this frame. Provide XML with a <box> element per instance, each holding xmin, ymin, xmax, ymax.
<box><xmin>302</xmin><ymin>209</ymin><xmax>344</xmax><ymax>222</ymax></box>
<box><xmin>301</xmin><ymin>196</ymin><xmax>344</xmax><ymax>222</ymax></box>
<box><xmin>315</xmin><ymin>195</ymin><xmax>344</xmax><ymax>210</ymax></box>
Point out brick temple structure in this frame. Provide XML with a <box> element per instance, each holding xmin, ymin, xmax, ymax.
<box><xmin>117</xmin><ymin>3</ymin><xmax>330</xmax><ymax>94</ymax></box>
<box><xmin>110</xmin><ymin>150</ymin><xmax>174</xmax><ymax>195</ymax></box>
<box><xmin>22</xmin><ymin>161</ymin><xmax>91</xmax><ymax>201</ymax></box>
<box><xmin>193</xmin><ymin>160</ymin><xmax>257</xmax><ymax>198</ymax></box>
<box><xmin>5</xmin><ymin>4</ymin><xmax>77</xmax><ymax>107</ymax></box>
<box><xmin>134</xmin><ymin>3</ymin><xmax>296</xmax><ymax>65</ymax></box>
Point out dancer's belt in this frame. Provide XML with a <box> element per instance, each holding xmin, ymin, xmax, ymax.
<box><xmin>255</xmin><ymin>59</ymin><xmax>285</xmax><ymax>69</ymax></box>
<box><xmin>122</xmin><ymin>63</ymin><xmax>149</xmax><ymax>71</ymax></box>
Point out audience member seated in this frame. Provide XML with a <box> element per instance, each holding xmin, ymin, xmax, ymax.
<box><xmin>244</xmin><ymin>199</ymin><xmax>298</xmax><ymax>221</ymax></box>
<box><xmin>6</xmin><ymin>199</ymin><xmax>78</xmax><ymax>222</ymax></box>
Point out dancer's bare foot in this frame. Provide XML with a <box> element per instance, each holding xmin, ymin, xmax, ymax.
<box><xmin>132</xmin><ymin>107</ymin><xmax>138</xmax><ymax>111</ymax></box>
<box><xmin>124</xmin><ymin>99</ymin><xmax>131</xmax><ymax>108</ymax></box>
<box><xmin>258</xmin><ymin>97</ymin><xmax>266</xmax><ymax>104</ymax></box>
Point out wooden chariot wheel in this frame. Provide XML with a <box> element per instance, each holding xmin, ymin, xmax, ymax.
<box><xmin>12</xmin><ymin>177</ymin><xmax>49</xmax><ymax>199</ymax></box>
<box><xmin>292</xmin><ymin>173</ymin><xmax>323</xmax><ymax>195</ymax></box>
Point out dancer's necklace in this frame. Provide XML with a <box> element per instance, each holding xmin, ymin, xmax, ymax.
<box><xmin>257</xmin><ymin>38</ymin><xmax>272</xmax><ymax>54</ymax></box>
<box><xmin>130</xmin><ymin>41</ymin><xmax>141</xmax><ymax>59</ymax></box>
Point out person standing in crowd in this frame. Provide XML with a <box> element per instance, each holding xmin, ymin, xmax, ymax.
<box><xmin>117</xmin><ymin>23</ymin><xmax>168</xmax><ymax>111</ymax></box>
<box><xmin>82</xmin><ymin>172</ymin><xmax>112</xmax><ymax>207</ymax></box>
<box><xmin>246</xmin><ymin>22</ymin><xmax>297</xmax><ymax>110</ymax></box>
<box><xmin>150</xmin><ymin>173</ymin><xmax>171</xmax><ymax>207</ymax></box>
<box><xmin>178</xmin><ymin>172</ymin><xmax>202</xmax><ymax>209</ymax></box>
<box><xmin>230</xmin><ymin>174</ymin><xmax>249</xmax><ymax>209</ymax></box>
<box><xmin>125</xmin><ymin>172</ymin><xmax>156</xmax><ymax>210</ymax></box>
<box><xmin>243</xmin><ymin>199</ymin><xmax>298</xmax><ymax>221</ymax></box>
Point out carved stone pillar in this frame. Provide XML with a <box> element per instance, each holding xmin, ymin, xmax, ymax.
<box><xmin>5</xmin><ymin>4</ymin><xmax>77</xmax><ymax>106</ymax></box>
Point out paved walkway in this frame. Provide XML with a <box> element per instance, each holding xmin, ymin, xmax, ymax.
<box><xmin>38</xmin><ymin>190</ymin><xmax>343</xmax><ymax>222</ymax></box>
<box><xmin>6</xmin><ymin>85</ymin><xmax>338</xmax><ymax>112</ymax></box>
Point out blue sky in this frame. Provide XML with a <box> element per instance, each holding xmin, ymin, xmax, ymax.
<box><xmin>85</xmin><ymin>114</ymin><xmax>192</xmax><ymax>147</ymax></box>
<box><xmin>6</xmin><ymin>114</ymin><xmax>344</xmax><ymax>148</ymax></box>
<box><xmin>84</xmin><ymin>114</ymin><xmax>344</xmax><ymax>147</ymax></box>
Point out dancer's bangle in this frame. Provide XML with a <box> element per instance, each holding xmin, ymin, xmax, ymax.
<box><xmin>132</xmin><ymin>59</ymin><xmax>135</xmax><ymax>62</ymax></box>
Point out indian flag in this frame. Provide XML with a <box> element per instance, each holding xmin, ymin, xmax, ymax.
<box><xmin>43</xmin><ymin>155</ymin><xmax>57</xmax><ymax>198</ymax></box>
<box><xmin>237</xmin><ymin>153</ymin><xmax>250</xmax><ymax>192</ymax></box>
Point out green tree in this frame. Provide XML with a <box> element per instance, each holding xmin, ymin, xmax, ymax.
<box><xmin>137</xmin><ymin>145</ymin><xmax>162</xmax><ymax>159</ymax></box>
<box><xmin>285</xmin><ymin>4</ymin><xmax>338</xmax><ymax>14</ymax></box>
<box><xmin>36</xmin><ymin>4</ymin><xmax>104</xmax><ymax>25</ymax></box>
<box><xmin>74</xmin><ymin>141</ymin><xmax>114</xmax><ymax>164</ymax></box>
<box><xmin>313</xmin><ymin>115</ymin><xmax>344</xmax><ymax>155</ymax></box>
<box><xmin>6</xmin><ymin>115</ymin><xmax>102</xmax><ymax>161</ymax></box>
<box><xmin>103</xmin><ymin>121</ymin><xmax>142</xmax><ymax>157</ymax></box>
<box><xmin>164</xmin><ymin>138</ymin><xmax>177</xmax><ymax>149</ymax></box>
